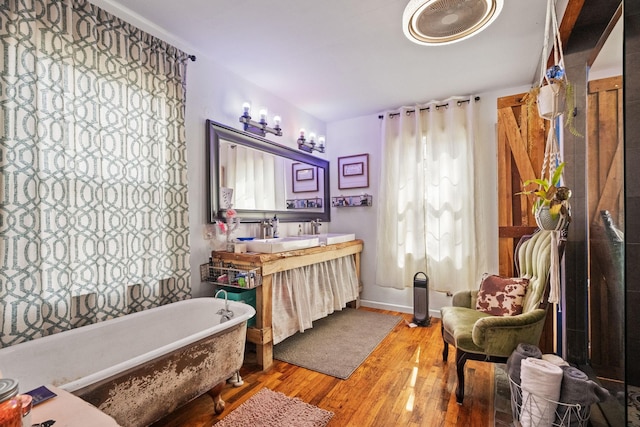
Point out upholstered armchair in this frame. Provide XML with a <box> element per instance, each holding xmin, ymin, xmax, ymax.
<box><xmin>440</xmin><ymin>229</ymin><xmax>566</xmax><ymax>404</ymax></box>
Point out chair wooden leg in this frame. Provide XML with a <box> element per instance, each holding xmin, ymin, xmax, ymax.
<box><xmin>441</xmin><ymin>324</ymin><xmax>449</xmax><ymax>362</ymax></box>
<box><xmin>455</xmin><ymin>348</ymin><xmax>469</xmax><ymax>404</ymax></box>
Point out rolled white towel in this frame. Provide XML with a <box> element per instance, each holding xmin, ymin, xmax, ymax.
<box><xmin>541</xmin><ymin>353</ymin><xmax>569</xmax><ymax>367</ymax></box>
<box><xmin>520</xmin><ymin>357</ymin><xmax>564</xmax><ymax>427</ymax></box>
<box><xmin>507</xmin><ymin>343</ymin><xmax>542</xmax><ymax>385</ymax></box>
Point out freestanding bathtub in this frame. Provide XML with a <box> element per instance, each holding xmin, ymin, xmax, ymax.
<box><xmin>0</xmin><ymin>297</ymin><xmax>255</xmax><ymax>426</ymax></box>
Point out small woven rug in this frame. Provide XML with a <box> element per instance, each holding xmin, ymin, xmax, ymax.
<box><xmin>274</xmin><ymin>308</ymin><xmax>401</xmax><ymax>379</ymax></box>
<box><xmin>214</xmin><ymin>388</ymin><xmax>333</xmax><ymax>427</ymax></box>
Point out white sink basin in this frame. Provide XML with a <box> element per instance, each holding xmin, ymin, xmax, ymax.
<box><xmin>245</xmin><ymin>236</ymin><xmax>320</xmax><ymax>253</ymax></box>
<box><xmin>300</xmin><ymin>233</ymin><xmax>356</xmax><ymax>245</ymax></box>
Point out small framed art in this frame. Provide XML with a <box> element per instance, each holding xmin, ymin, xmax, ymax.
<box><xmin>338</xmin><ymin>153</ymin><xmax>369</xmax><ymax>189</ymax></box>
<box><xmin>292</xmin><ymin>163</ymin><xmax>318</xmax><ymax>193</ymax></box>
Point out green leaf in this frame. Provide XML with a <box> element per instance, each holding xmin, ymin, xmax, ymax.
<box><xmin>549</xmin><ymin>203</ymin><xmax>563</xmax><ymax>218</ymax></box>
<box><xmin>551</xmin><ymin>162</ymin><xmax>566</xmax><ymax>186</ymax></box>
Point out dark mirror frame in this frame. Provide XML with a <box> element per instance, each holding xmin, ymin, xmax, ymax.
<box><xmin>206</xmin><ymin>119</ymin><xmax>331</xmax><ymax>223</ymax></box>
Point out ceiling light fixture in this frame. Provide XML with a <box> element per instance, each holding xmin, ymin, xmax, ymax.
<box><xmin>403</xmin><ymin>0</ymin><xmax>504</xmax><ymax>46</ymax></box>
<box><xmin>239</xmin><ymin>103</ymin><xmax>282</xmax><ymax>137</ymax></box>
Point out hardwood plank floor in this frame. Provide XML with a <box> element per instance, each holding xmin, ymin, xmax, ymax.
<box><xmin>152</xmin><ymin>308</ymin><xmax>495</xmax><ymax>427</ymax></box>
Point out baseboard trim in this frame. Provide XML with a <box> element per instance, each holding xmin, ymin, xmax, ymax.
<box><xmin>359</xmin><ymin>300</ymin><xmax>442</xmax><ymax>318</ymax></box>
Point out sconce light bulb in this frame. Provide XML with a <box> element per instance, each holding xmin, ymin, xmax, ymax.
<box><xmin>259</xmin><ymin>109</ymin><xmax>267</xmax><ymax>121</ymax></box>
<box><xmin>309</xmin><ymin>133</ymin><xmax>316</xmax><ymax>142</ymax></box>
<box><xmin>318</xmin><ymin>135</ymin><xmax>326</xmax><ymax>147</ymax></box>
<box><xmin>299</xmin><ymin>129</ymin><xmax>305</xmax><ymax>137</ymax></box>
<box><xmin>273</xmin><ymin>115</ymin><xmax>281</xmax><ymax>126</ymax></box>
<box><xmin>242</xmin><ymin>102</ymin><xmax>251</xmax><ymax>114</ymax></box>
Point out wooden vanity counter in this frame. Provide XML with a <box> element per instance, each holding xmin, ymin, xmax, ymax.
<box><xmin>211</xmin><ymin>239</ymin><xmax>363</xmax><ymax>370</ymax></box>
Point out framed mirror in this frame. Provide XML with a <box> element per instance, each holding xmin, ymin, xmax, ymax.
<box><xmin>206</xmin><ymin>120</ymin><xmax>330</xmax><ymax>223</ymax></box>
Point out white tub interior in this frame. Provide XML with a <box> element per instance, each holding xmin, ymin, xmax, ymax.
<box><xmin>0</xmin><ymin>297</ymin><xmax>255</xmax><ymax>393</ymax></box>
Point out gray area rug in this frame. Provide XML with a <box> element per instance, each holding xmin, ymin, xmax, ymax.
<box><xmin>274</xmin><ymin>308</ymin><xmax>401</xmax><ymax>379</ymax></box>
<box><xmin>215</xmin><ymin>388</ymin><xmax>333</xmax><ymax>427</ymax></box>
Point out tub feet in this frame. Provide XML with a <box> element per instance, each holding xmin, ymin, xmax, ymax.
<box><xmin>227</xmin><ymin>370</ymin><xmax>244</xmax><ymax>387</ymax></box>
<box><xmin>208</xmin><ymin>382</ymin><xmax>226</xmax><ymax>414</ymax></box>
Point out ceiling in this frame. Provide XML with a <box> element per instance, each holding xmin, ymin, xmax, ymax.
<box><xmin>94</xmin><ymin>0</ymin><xmax>577</xmax><ymax>123</ymax></box>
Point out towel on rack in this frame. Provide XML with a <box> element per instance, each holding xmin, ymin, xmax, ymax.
<box><xmin>520</xmin><ymin>357</ymin><xmax>564</xmax><ymax>427</ymax></box>
<box><xmin>555</xmin><ymin>366</ymin><xmax>610</xmax><ymax>424</ymax></box>
<box><xmin>506</xmin><ymin>343</ymin><xmax>542</xmax><ymax>385</ymax></box>
<box><xmin>541</xmin><ymin>353</ymin><xmax>569</xmax><ymax>367</ymax></box>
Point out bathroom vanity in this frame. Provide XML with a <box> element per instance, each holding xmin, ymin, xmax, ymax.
<box><xmin>210</xmin><ymin>239</ymin><xmax>363</xmax><ymax>370</ymax></box>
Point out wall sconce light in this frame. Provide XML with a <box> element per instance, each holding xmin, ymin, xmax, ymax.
<box><xmin>239</xmin><ymin>103</ymin><xmax>282</xmax><ymax>137</ymax></box>
<box><xmin>297</xmin><ymin>129</ymin><xmax>325</xmax><ymax>153</ymax></box>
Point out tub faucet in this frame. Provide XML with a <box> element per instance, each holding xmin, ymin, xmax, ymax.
<box><xmin>310</xmin><ymin>218</ymin><xmax>322</xmax><ymax>235</ymax></box>
<box><xmin>214</xmin><ymin>289</ymin><xmax>234</xmax><ymax>321</ymax></box>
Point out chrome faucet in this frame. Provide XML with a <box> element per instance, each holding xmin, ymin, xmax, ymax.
<box><xmin>310</xmin><ymin>218</ymin><xmax>322</xmax><ymax>235</ymax></box>
<box><xmin>215</xmin><ymin>289</ymin><xmax>234</xmax><ymax>321</ymax></box>
<box><xmin>260</xmin><ymin>219</ymin><xmax>273</xmax><ymax>239</ymax></box>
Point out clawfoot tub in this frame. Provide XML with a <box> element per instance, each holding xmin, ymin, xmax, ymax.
<box><xmin>0</xmin><ymin>297</ymin><xmax>255</xmax><ymax>426</ymax></box>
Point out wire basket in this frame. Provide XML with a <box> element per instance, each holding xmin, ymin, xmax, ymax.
<box><xmin>509</xmin><ymin>376</ymin><xmax>590</xmax><ymax>427</ymax></box>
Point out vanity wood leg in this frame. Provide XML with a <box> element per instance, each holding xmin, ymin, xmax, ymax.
<box><xmin>256</xmin><ymin>274</ymin><xmax>273</xmax><ymax>371</ymax></box>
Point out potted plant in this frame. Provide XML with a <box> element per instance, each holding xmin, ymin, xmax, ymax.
<box><xmin>523</xmin><ymin>65</ymin><xmax>580</xmax><ymax>136</ymax></box>
<box><xmin>519</xmin><ymin>162</ymin><xmax>572</xmax><ymax>231</ymax></box>
<box><xmin>523</xmin><ymin>0</ymin><xmax>581</xmax><ymax>136</ymax></box>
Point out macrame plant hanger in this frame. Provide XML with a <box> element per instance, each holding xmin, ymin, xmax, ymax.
<box><xmin>538</xmin><ymin>0</ymin><xmax>565</xmax><ymax>184</ymax></box>
<box><xmin>538</xmin><ymin>0</ymin><xmax>566</xmax><ymax>305</ymax></box>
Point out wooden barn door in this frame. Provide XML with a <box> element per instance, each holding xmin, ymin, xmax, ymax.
<box><xmin>496</xmin><ymin>93</ymin><xmax>554</xmax><ymax>352</ymax></box>
<box><xmin>587</xmin><ymin>75</ymin><xmax>624</xmax><ymax>383</ymax></box>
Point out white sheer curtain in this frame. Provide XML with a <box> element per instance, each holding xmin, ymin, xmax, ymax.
<box><xmin>220</xmin><ymin>144</ymin><xmax>281</xmax><ymax>210</ymax></box>
<box><xmin>376</xmin><ymin>98</ymin><xmax>479</xmax><ymax>294</ymax></box>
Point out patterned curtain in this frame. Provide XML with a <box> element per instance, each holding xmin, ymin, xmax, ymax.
<box><xmin>0</xmin><ymin>0</ymin><xmax>191</xmax><ymax>347</ymax></box>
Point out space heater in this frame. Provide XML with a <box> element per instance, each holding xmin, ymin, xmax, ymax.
<box><xmin>413</xmin><ymin>272</ymin><xmax>430</xmax><ymax>326</ymax></box>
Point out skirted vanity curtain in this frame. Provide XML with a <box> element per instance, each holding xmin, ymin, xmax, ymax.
<box><xmin>0</xmin><ymin>0</ymin><xmax>192</xmax><ymax>346</ymax></box>
<box><xmin>376</xmin><ymin>98</ymin><xmax>482</xmax><ymax>294</ymax></box>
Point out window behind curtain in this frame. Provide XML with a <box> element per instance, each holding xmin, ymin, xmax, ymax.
<box><xmin>0</xmin><ymin>0</ymin><xmax>192</xmax><ymax>347</ymax></box>
<box><xmin>375</xmin><ymin>99</ymin><xmax>479</xmax><ymax>294</ymax></box>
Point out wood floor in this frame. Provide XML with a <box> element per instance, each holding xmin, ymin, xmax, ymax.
<box><xmin>152</xmin><ymin>308</ymin><xmax>495</xmax><ymax>427</ymax></box>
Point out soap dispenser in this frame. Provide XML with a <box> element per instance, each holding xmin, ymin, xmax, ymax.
<box><xmin>273</xmin><ymin>215</ymin><xmax>279</xmax><ymax>238</ymax></box>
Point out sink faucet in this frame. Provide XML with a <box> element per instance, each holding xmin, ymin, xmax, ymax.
<box><xmin>310</xmin><ymin>218</ymin><xmax>322</xmax><ymax>235</ymax></box>
<box><xmin>260</xmin><ymin>219</ymin><xmax>273</xmax><ymax>239</ymax></box>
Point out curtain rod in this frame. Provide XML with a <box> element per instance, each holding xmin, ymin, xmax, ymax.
<box><xmin>378</xmin><ymin>96</ymin><xmax>480</xmax><ymax>119</ymax></box>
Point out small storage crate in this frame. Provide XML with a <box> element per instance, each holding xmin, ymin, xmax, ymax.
<box><xmin>215</xmin><ymin>286</ymin><xmax>256</xmax><ymax>327</ymax></box>
<box><xmin>509</xmin><ymin>376</ymin><xmax>590</xmax><ymax>427</ymax></box>
<box><xmin>207</xmin><ymin>265</ymin><xmax>261</xmax><ymax>289</ymax></box>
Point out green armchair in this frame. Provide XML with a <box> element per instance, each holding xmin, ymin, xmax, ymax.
<box><xmin>440</xmin><ymin>229</ymin><xmax>566</xmax><ymax>403</ymax></box>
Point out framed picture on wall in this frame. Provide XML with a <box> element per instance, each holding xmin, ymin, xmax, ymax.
<box><xmin>292</xmin><ymin>163</ymin><xmax>318</xmax><ymax>193</ymax></box>
<box><xmin>338</xmin><ymin>153</ymin><xmax>369</xmax><ymax>189</ymax></box>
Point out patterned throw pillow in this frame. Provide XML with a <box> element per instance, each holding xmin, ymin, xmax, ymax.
<box><xmin>475</xmin><ymin>274</ymin><xmax>529</xmax><ymax>316</ymax></box>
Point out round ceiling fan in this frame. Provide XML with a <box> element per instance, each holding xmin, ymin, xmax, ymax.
<box><xmin>403</xmin><ymin>0</ymin><xmax>504</xmax><ymax>46</ymax></box>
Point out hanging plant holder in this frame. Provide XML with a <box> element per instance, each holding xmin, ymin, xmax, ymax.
<box><xmin>535</xmin><ymin>204</ymin><xmax>570</xmax><ymax>231</ymax></box>
<box><xmin>535</xmin><ymin>0</ymin><xmax>569</xmax><ymax>121</ymax></box>
<box><xmin>537</xmin><ymin>82</ymin><xmax>566</xmax><ymax>120</ymax></box>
